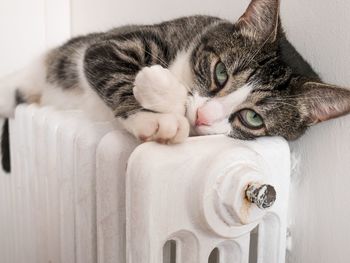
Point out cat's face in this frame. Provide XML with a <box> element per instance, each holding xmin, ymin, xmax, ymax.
<box><xmin>186</xmin><ymin>0</ymin><xmax>350</xmax><ymax>140</ymax></box>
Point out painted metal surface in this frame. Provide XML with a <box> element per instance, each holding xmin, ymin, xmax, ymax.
<box><xmin>126</xmin><ymin>135</ymin><xmax>290</xmax><ymax>263</ymax></box>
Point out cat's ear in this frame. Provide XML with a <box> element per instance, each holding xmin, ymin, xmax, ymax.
<box><xmin>236</xmin><ymin>0</ymin><xmax>280</xmax><ymax>43</ymax></box>
<box><xmin>298</xmin><ymin>82</ymin><xmax>350</xmax><ymax>126</ymax></box>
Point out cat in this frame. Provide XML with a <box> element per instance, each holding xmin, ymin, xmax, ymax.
<box><xmin>1</xmin><ymin>0</ymin><xmax>350</xmax><ymax>173</ymax></box>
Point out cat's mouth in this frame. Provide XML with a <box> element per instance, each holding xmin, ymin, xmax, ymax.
<box><xmin>187</xmin><ymin>109</ymin><xmax>231</xmax><ymax>136</ymax></box>
<box><xmin>186</xmin><ymin>109</ymin><xmax>207</xmax><ymax>136</ymax></box>
<box><xmin>191</xmin><ymin>121</ymin><xmax>231</xmax><ymax>136</ymax></box>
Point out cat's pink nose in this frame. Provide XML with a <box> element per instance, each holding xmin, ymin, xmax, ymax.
<box><xmin>195</xmin><ymin>108</ymin><xmax>210</xmax><ymax>126</ymax></box>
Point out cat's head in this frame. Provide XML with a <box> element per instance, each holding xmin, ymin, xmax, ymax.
<box><xmin>186</xmin><ymin>0</ymin><xmax>350</xmax><ymax>140</ymax></box>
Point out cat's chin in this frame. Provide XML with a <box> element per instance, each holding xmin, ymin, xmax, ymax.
<box><xmin>189</xmin><ymin>124</ymin><xmax>205</xmax><ymax>136</ymax></box>
<box><xmin>189</xmin><ymin>124</ymin><xmax>230</xmax><ymax>137</ymax></box>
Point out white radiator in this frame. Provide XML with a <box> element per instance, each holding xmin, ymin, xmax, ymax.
<box><xmin>0</xmin><ymin>105</ymin><xmax>290</xmax><ymax>263</ymax></box>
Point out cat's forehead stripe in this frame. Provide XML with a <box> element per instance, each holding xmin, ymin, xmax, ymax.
<box><xmin>216</xmin><ymin>84</ymin><xmax>253</xmax><ymax>113</ymax></box>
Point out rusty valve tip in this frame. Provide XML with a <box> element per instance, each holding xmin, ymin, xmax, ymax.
<box><xmin>245</xmin><ymin>184</ymin><xmax>276</xmax><ymax>209</ymax></box>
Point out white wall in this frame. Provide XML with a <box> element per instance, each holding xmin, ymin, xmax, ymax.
<box><xmin>0</xmin><ymin>0</ymin><xmax>46</xmax><ymax>76</ymax></box>
<box><xmin>281</xmin><ymin>1</ymin><xmax>350</xmax><ymax>262</ymax></box>
<box><xmin>0</xmin><ymin>0</ymin><xmax>70</xmax><ymax>76</ymax></box>
<box><xmin>70</xmin><ymin>0</ymin><xmax>250</xmax><ymax>35</ymax></box>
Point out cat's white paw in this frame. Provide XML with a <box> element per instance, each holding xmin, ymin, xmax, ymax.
<box><xmin>120</xmin><ymin>111</ymin><xmax>190</xmax><ymax>144</ymax></box>
<box><xmin>133</xmin><ymin>65</ymin><xmax>188</xmax><ymax>115</ymax></box>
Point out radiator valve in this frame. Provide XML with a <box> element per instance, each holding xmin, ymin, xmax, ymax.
<box><xmin>246</xmin><ymin>183</ymin><xmax>276</xmax><ymax>209</ymax></box>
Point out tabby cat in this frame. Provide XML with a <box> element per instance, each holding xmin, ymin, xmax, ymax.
<box><xmin>1</xmin><ymin>0</ymin><xmax>350</xmax><ymax>173</ymax></box>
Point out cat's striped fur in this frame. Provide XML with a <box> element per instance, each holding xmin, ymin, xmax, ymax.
<box><xmin>46</xmin><ymin>16</ymin><xmax>220</xmax><ymax>118</ymax></box>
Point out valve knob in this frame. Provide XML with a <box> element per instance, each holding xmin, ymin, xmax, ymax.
<box><xmin>246</xmin><ymin>183</ymin><xmax>276</xmax><ymax>209</ymax></box>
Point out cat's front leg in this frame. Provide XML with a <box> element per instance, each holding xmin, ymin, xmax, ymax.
<box><xmin>133</xmin><ymin>65</ymin><xmax>188</xmax><ymax>115</ymax></box>
<box><xmin>84</xmin><ymin>41</ymin><xmax>190</xmax><ymax>144</ymax></box>
<box><xmin>121</xmin><ymin>65</ymin><xmax>190</xmax><ymax>143</ymax></box>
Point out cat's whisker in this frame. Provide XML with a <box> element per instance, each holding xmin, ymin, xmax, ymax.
<box><xmin>263</xmin><ymin>100</ymin><xmax>300</xmax><ymax>109</ymax></box>
<box><xmin>119</xmin><ymin>32</ymin><xmax>170</xmax><ymax>68</ymax></box>
<box><xmin>240</xmin><ymin>27</ymin><xmax>279</xmax><ymax>69</ymax></box>
<box><xmin>268</xmin><ymin>95</ymin><xmax>344</xmax><ymax>102</ymax></box>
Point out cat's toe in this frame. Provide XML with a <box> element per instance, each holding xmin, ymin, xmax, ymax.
<box><xmin>121</xmin><ymin>112</ymin><xmax>189</xmax><ymax>144</ymax></box>
<box><xmin>168</xmin><ymin>115</ymin><xmax>190</xmax><ymax>144</ymax></box>
<box><xmin>153</xmin><ymin>114</ymin><xmax>189</xmax><ymax>144</ymax></box>
<box><xmin>153</xmin><ymin>114</ymin><xmax>178</xmax><ymax>143</ymax></box>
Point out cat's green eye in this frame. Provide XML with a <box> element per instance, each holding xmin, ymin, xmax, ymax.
<box><xmin>214</xmin><ymin>62</ymin><xmax>228</xmax><ymax>87</ymax></box>
<box><xmin>238</xmin><ymin>109</ymin><xmax>264</xmax><ymax>129</ymax></box>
